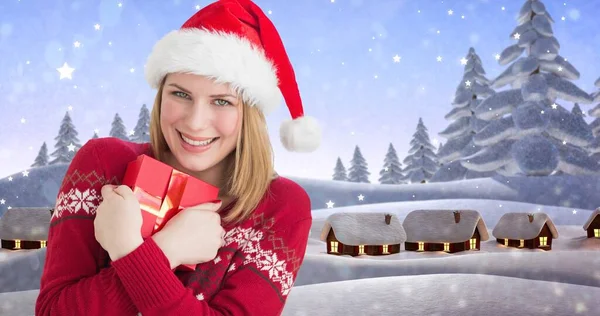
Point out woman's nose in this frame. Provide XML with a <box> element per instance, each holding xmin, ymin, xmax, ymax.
<box><xmin>185</xmin><ymin>102</ymin><xmax>213</xmax><ymax>130</ymax></box>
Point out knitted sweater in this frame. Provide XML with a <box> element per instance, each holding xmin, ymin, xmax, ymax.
<box><xmin>35</xmin><ymin>137</ymin><xmax>312</xmax><ymax>316</ymax></box>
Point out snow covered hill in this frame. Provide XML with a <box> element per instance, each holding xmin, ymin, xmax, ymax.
<box><xmin>3</xmin><ymin>163</ymin><xmax>600</xmax><ymax>219</ymax></box>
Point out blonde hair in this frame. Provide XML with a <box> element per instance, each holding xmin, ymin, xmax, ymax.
<box><xmin>149</xmin><ymin>79</ymin><xmax>275</xmax><ymax>225</ymax></box>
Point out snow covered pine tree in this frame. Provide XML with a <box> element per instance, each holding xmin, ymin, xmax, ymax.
<box><xmin>109</xmin><ymin>113</ymin><xmax>130</xmax><ymax>141</ymax></box>
<box><xmin>332</xmin><ymin>157</ymin><xmax>349</xmax><ymax>181</ymax></box>
<box><xmin>432</xmin><ymin>47</ymin><xmax>496</xmax><ymax>182</ymax></box>
<box><xmin>131</xmin><ymin>104</ymin><xmax>151</xmax><ymax>143</ymax></box>
<box><xmin>379</xmin><ymin>143</ymin><xmax>404</xmax><ymax>184</ymax></box>
<box><xmin>31</xmin><ymin>142</ymin><xmax>49</xmax><ymax>167</ymax></box>
<box><xmin>348</xmin><ymin>146</ymin><xmax>370</xmax><ymax>183</ymax></box>
<box><xmin>401</xmin><ymin>118</ymin><xmax>439</xmax><ymax>183</ymax></box>
<box><xmin>49</xmin><ymin>112</ymin><xmax>82</xmax><ymax>165</ymax></box>
<box><xmin>588</xmin><ymin>77</ymin><xmax>600</xmax><ymax>161</ymax></box>
<box><xmin>465</xmin><ymin>0</ymin><xmax>597</xmax><ymax>176</ymax></box>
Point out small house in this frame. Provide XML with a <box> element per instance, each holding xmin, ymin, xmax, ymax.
<box><xmin>320</xmin><ymin>212</ymin><xmax>406</xmax><ymax>256</ymax></box>
<box><xmin>492</xmin><ymin>212</ymin><xmax>558</xmax><ymax>251</ymax></box>
<box><xmin>0</xmin><ymin>207</ymin><xmax>52</xmax><ymax>250</ymax></box>
<box><xmin>403</xmin><ymin>209</ymin><xmax>489</xmax><ymax>253</ymax></box>
<box><xmin>583</xmin><ymin>208</ymin><xmax>600</xmax><ymax>238</ymax></box>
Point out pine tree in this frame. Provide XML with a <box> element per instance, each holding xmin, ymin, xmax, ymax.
<box><xmin>433</xmin><ymin>47</ymin><xmax>495</xmax><ymax>182</ymax></box>
<box><xmin>402</xmin><ymin>118</ymin><xmax>439</xmax><ymax>183</ymax></box>
<box><xmin>347</xmin><ymin>146</ymin><xmax>370</xmax><ymax>183</ymax></box>
<box><xmin>587</xmin><ymin>77</ymin><xmax>600</xmax><ymax>161</ymax></box>
<box><xmin>109</xmin><ymin>113</ymin><xmax>129</xmax><ymax>141</ymax></box>
<box><xmin>332</xmin><ymin>157</ymin><xmax>348</xmax><ymax>181</ymax></box>
<box><xmin>379</xmin><ymin>143</ymin><xmax>404</xmax><ymax>184</ymax></box>
<box><xmin>49</xmin><ymin>112</ymin><xmax>82</xmax><ymax>164</ymax></box>
<box><xmin>92</xmin><ymin>130</ymin><xmax>99</xmax><ymax>139</ymax></box>
<box><xmin>131</xmin><ymin>104</ymin><xmax>151</xmax><ymax>143</ymax></box>
<box><xmin>465</xmin><ymin>0</ymin><xmax>597</xmax><ymax>176</ymax></box>
<box><xmin>31</xmin><ymin>142</ymin><xmax>49</xmax><ymax>168</ymax></box>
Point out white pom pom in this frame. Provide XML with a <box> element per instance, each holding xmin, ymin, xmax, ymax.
<box><xmin>279</xmin><ymin>116</ymin><xmax>322</xmax><ymax>152</ymax></box>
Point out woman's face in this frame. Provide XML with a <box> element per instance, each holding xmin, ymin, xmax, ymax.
<box><xmin>160</xmin><ymin>73</ymin><xmax>242</xmax><ymax>173</ymax></box>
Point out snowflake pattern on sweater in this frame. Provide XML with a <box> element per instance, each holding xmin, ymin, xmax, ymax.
<box><xmin>38</xmin><ymin>138</ymin><xmax>312</xmax><ymax>316</ymax></box>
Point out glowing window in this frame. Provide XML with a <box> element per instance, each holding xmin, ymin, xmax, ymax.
<box><xmin>504</xmin><ymin>238</ymin><xmax>508</xmax><ymax>246</ymax></box>
<box><xmin>382</xmin><ymin>244</ymin><xmax>389</xmax><ymax>253</ymax></box>
<box><xmin>418</xmin><ymin>242</ymin><xmax>424</xmax><ymax>251</ymax></box>
<box><xmin>40</xmin><ymin>240</ymin><xmax>47</xmax><ymax>248</ymax></box>
<box><xmin>358</xmin><ymin>245</ymin><xmax>365</xmax><ymax>254</ymax></box>
<box><xmin>443</xmin><ymin>243</ymin><xmax>450</xmax><ymax>252</ymax></box>
<box><xmin>539</xmin><ymin>236</ymin><xmax>548</xmax><ymax>247</ymax></box>
<box><xmin>470</xmin><ymin>238</ymin><xmax>477</xmax><ymax>250</ymax></box>
<box><xmin>330</xmin><ymin>241</ymin><xmax>338</xmax><ymax>253</ymax></box>
<box><xmin>15</xmin><ymin>239</ymin><xmax>21</xmax><ymax>249</ymax></box>
<box><xmin>594</xmin><ymin>229</ymin><xmax>600</xmax><ymax>238</ymax></box>
<box><xmin>519</xmin><ymin>239</ymin><xmax>524</xmax><ymax>247</ymax></box>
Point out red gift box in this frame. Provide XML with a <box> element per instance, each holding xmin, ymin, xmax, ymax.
<box><xmin>122</xmin><ymin>154</ymin><xmax>220</xmax><ymax>271</ymax></box>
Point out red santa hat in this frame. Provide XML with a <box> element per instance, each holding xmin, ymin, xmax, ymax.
<box><xmin>144</xmin><ymin>0</ymin><xmax>321</xmax><ymax>152</ymax></box>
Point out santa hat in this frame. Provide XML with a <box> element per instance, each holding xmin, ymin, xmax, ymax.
<box><xmin>144</xmin><ymin>0</ymin><xmax>321</xmax><ymax>152</ymax></box>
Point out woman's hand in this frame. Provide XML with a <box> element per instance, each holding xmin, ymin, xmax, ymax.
<box><xmin>152</xmin><ymin>201</ymin><xmax>225</xmax><ymax>269</ymax></box>
<box><xmin>94</xmin><ymin>184</ymin><xmax>144</xmax><ymax>261</ymax></box>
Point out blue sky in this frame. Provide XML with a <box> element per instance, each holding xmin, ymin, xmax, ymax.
<box><xmin>1</xmin><ymin>0</ymin><xmax>599</xmax><ymax>182</ymax></box>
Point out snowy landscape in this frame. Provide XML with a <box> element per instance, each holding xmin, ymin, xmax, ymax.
<box><xmin>3</xmin><ymin>0</ymin><xmax>600</xmax><ymax>315</ymax></box>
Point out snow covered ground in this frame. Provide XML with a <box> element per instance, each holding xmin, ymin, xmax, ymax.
<box><xmin>1</xmin><ymin>190</ymin><xmax>600</xmax><ymax>315</ymax></box>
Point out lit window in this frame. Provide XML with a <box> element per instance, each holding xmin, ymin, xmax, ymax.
<box><xmin>504</xmin><ymin>238</ymin><xmax>508</xmax><ymax>246</ymax></box>
<box><xmin>470</xmin><ymin>238</ymin><xmax>477</xmax><ymax>250</ymax></box>
<box><xmin>382</xmin><ymin>244</ymin><xmax>389</xmax><ymax>253</ymax></box>
<box><xmin>330</xmin><ymin>241</ymin><xmax>338</xmax><ymax>253</ymax></box>
<box><xmin>519</xmin><ymin>239</ymin><xmax>524</xmax><ymax>247</ymax></box>
<box><xmin>358</xmin><ymin>245</ymin><xmax>365</xmax><ymax>254</ymax></box>
<box><xmin>595</xmin><ymin>229</ymin><xmax>600</xmax><ymax>238</ymax></box>
<box><xmin>40</xmin><ymin>240</ymin><xmax>47</xmax><ymax>248</ymax></box>
<box><xmin>539</xmin><ymin>236</ymin><xmax>548</xmax><ymax>247</ymax></box>
<box><xmin>15</xmin><ymin>239</ymin><xmax>21</xmax><ymax>249</ymax></box>
<box><xmin>418</xmin><ymin>242</ymin><xmax>424</xmax><ymax>251</ymax></box>
<box><xmin>443</xmin><ymin>243</ymin><xmax>450</xmax><ymax>252</ymax></box>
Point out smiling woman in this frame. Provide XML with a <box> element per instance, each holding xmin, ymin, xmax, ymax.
<box><xmin>35</xmin><ymin>0</ymin><xmax>322</xmax><ymax>316</ymax></box>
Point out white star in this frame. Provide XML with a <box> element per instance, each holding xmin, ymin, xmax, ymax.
<box><xmin>20</xmin><ymin>118</ymin><xmax>26</xmax><ymax>123</ymax></box>
<box><xmin>7</xmin><ymin>206</ymin><xmax>11</xmax><ymax>210</ymax></box>
<box><xmin>392</xmin><ymin>54</ymin><xmax>401</xmax><ymax>62</ymax></box>
<box><xmin>557</xmin><ymin>66</ymin><xmax>563</xmax><ymax>71</ymax></box>
<box><xmin>513</xmin><ymin>33</ymin><xmax>520</xmax><ymax>40</ymax></box>
<box><xmin>129</xmin><ymin>68</ymin><xmax>135</xmax><ymax>73</ymax></box>
<box><xmin>460</xmin><ymin>57</ymin><xmax>468</xmax><ymax>65</ymax></box>
<box><xmin>94</xmin><ymin>23</ymin><xmax>101</xmax><ymax>30</ymax></box>
<box><xmin>0</xmin><ymin>199</ymin><xmax>5</xmax><ymax>204</ymax></box>
<box><xmin>448</xmin><ymin>10</ymin><xmax>453</xmax><ymax>15</ymax></box>
<box><xmin>94</xmin><ymin>128</ymin><xmax>100</xmax><ymax>134</ymax></box>
<box><xmin>22</xmin><ymin>170</ymin><xmax>29</xmax><ymax>177</ymax></box>
<box><xmin>326</xmin><ymin>200</ymin><xmax>335</xmax><ymax>208</ymax></box>
<box><xmin>573</xmin><ymin>210</ymin><xmax>577</xmax><ymax>214</ymax></box>
<box><xmin>384</xmin><ymin>167</ymin><xmax>389</xmax><ymax>172</ymax></box>
<box><xmin>118</xmin><ymin>2</ymin><xmax>123</xmax><ymax>7</ymax></box>
<box><xmin>495</xmin><ymin>54</ymin><xmax>501</xmax><ymax>60</ymax></box>
<box><xmin>73</xmin><ymin>41</ymin><xmax>81</xmax><ymax>48</ymax></box>
<box><xmin>551</xmin><ymin>103</ymin><xmax>558</xmax><ymax>109</ymax></box>
<box><xmin>461</xmin><ymin>15</ymin><xmax>465</xmax><ymax>19</ymax></box>
<box><xmin>129</xmin><ymin>130</ymin><xmax>135</xmax><ymax>136</ymax></box>
<box><xmin>465</xmin><ymin>80</ymin><xmax>471</xmax><ymax>87</ymax></box>
<box><xmin>67</xmin><ymin>143</ymin><xmax>76</xmax><ymax>152</ymax></box>
<box><xmin>562</xmin><ymin>16</ymin><xmax>566</xmax><ymax>21</ymax></box>
<box><xmin>437</xmin><ymin>56</ymin><xmax>442</xmax><ymax>62</ymax></box>
<box><xmin>196</xmin><ymin>293</ymin><xmax>204</xmax><ymax>300</ymax></box>
<box><xmin>8</xmin><ymin>176</ymin><xmax>13</xmax><ymax>181</ymax></box>
<box><xmin>501</xmin><ymin>6</ymin><xmax>505</xmax><ymax>11</ymax></box>
<box><xmin>195</xmin><ymin>5</ymin><xmax>201</xmax><ymax>10</ymax></box>
<box><xmin>562</xmin><ymin>140</ymin><xmax>567</xmax><ymax>145</ymax></box>
<box><xmin>57</xmin><ymin>62</ymin><xmax>75</xmax><ymax>80</ymax></box>
<box><xmin>358</xmin><ymin>194</ymin><xmax>364</xmax><ymax>201</ymax></box>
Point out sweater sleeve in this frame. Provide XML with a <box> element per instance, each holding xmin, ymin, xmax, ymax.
<box><xmin>111</xmin><ymin>210</ymin><xmax>312</xmax><ymax>316</ymax></box>
<box><xmin>35</xmin><ymin>140</ymin><xmax>139</xmax><ymax>316</ymax></box>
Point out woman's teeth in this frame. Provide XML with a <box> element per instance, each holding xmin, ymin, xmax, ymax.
<box><xmin>180</xmin><ymin>133</ymin><xmax>216</xmax><ymax>147</ymax></box>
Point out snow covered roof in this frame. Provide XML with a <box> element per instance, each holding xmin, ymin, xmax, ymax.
<box><xmin>320</xmin><ymin>212</ymin><xmax>407</xmax><ymax>245</ymax></box>
<box><xmin>583</xmin><ymin>208</ymin><xmax>600</xmax><ymax>230</ymax></box>
<box><xmin>492</xmin><ymin>212</ymin><xmax>558</xmax><ymax>240</ymax></box>
<box><xmin>402</xmin><ymin>209</ymin><xmax>489</xmax><ymax>243</ymax></box>
<box><xmin>0</xmin><ymin>207</ymin><xmax>51</xmax><ymax>240</ymax></box>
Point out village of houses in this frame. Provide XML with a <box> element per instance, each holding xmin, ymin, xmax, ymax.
<box><xmin>1</xmin><ymin>206</ymin><xmax>600</xmax><ymax>256</ymax></box>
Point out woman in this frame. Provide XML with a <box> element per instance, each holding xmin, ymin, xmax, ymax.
<box><xmin>35</xmin><ymin>0</ymin><xmax>321</xmax><ymax>315</ymax></box>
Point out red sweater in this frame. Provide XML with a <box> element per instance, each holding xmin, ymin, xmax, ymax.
<box><xmin>35</xmin><ymin>137</ymin><xmax>312</xmax><ymax>316</ymax></box>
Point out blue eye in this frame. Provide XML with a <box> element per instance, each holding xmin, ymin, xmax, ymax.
<box><xmin>172</xmin><ymin>91</ymin><xmax>190</xmax><ymax>99</ymax></box>
<box><xmin>214</xmin><ymin>99</ymin><xmax>232</xmax><ymax>106</ymax></box>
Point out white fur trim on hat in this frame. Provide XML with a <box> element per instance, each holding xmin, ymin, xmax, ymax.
<box><xmin>145</xmin><ymin>28</ymin><xmax>283</xmax><ymax>115</ymax></box>
<box><xmin>280</xmin><ymin>115</ymin><xmax>322</xmax><ymax>152</ymax></box>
